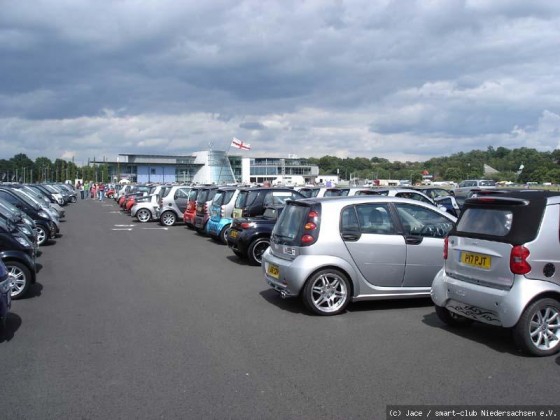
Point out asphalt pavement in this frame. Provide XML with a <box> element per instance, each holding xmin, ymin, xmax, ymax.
<box><xmin>1</xmin><ymin>197</ymin><xmax>559</xmax><ymax>419</ymax></box>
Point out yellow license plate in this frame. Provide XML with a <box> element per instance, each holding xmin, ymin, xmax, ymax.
<box><xmin>267</xmin><ymin>263</ymin><xmax>280</xmax><ymax>279</ymax></box>
<box><xmin>229</xmin><ymin>230</ymin><xmax>238</xmax><ymax>238</ymax></box>
<box><xmin>461</xmin><ymin>252</ymin><xmax>491</xmax><ymax>269</ymax></box>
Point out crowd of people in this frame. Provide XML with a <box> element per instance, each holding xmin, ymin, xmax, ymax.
<box><xmin>74</xmin><ymin>181</ymin><xmax>108</xmax><ymax>200</ymax></box>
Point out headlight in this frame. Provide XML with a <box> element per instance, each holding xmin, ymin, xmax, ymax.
<box><xmin>38</xmin><ymin>210</ymin><xmax>49</xmax><ymax>219</ymax></box>
<box><xmin>15</xmin><ymin>235</ymin><xmax>32</xmax><ymax>248</ymax></box>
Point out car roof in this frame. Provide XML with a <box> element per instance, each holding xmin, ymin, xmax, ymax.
<box><xmin>287</xmin><ymin>195</ymin><xmax>456</xmax><ymax>218</ymax></box>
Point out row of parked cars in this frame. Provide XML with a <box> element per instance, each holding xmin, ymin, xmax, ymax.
<box><xmin>114</xmin><ymin>183</ymin><xmax>560</xmax><ymax>356</ymax></box>
<box><xmin>0</xmin><ymin>183</ymin><xmax>77</xmax><ymax>324</ymax></box>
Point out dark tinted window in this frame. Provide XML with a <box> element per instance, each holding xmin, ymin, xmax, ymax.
<box><xmin>355</xmin><ymin>204</ymin><xmax>395</xmax><ymax>235</ymax></box>
<box><xmin>223</xmin><ymin>190</ymin><xmax>235</xmax><ymax>204</ymax></box>
<box><xmin>235</xmin><ymin>191</ymin><xmax>249</xmax><ymax>207</ymax></box>
<box><xmin>273</xmin><ymin>203</ymin><xmax>309</xmax><ymax>244</ymax></box>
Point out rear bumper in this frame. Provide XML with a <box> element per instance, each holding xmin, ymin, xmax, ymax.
<box><xmin>431</xmin><ymin>268</ymin><xmax>560</xmax><ymax>328</ymax></box>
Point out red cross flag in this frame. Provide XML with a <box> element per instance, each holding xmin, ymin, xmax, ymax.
<box><xmin>231</xmin><ymin>137</ymin><xmax>251</xmax><ymax>150</ymax></box>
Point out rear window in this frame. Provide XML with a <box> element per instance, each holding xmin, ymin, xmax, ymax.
<box><xmin>242</xmin><ymin>191</ymin><xmax>260</xmax><ymax>207</ymax></box>
<box><xmin>197</xmin><ymin>189</ymin><xmax>212</xmax><ymax>203</ymax></box>
<box><xmin>273</xmin><ymin>203</ymin><xmax>310</xmax><ymax>244</ymax></box>
<box><xmin>188</xmin><ymin>189</ymin><xmax>199</xmax><ymax>201</ymax></box>
<box><xmin>298</xmin><ymin>189</ymin><xmax>316</xmax><ymax>198</ymax></box>
<box><xmin>212</xmin><ymin>191</ymin><xmax>226</xmax><ymax>206</ymax></box>
<box><xmin>324</xmin><ymin>189</ymin><xmax>345</xmax><ymax>197</ymax></box>
<box><xmin>223</xmin><ymin>190</ymin><xmax>235</xmax><ymax>204</ymax></box>
<box><xmin>457</xmin><ymin>208</ymin><xmax>512</xmax><ymax>236</ymax></box>
<box><xmin>234</xmin><ymin>191</ymin><xmax>249</xmax><ymax>207</ymax></box>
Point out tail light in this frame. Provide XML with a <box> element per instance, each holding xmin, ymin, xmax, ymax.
<box><xmin>204</xmin><ymin>203</ymin><xmax>208</xmax><ymax>214</ymax></box>
<box><xmin>240</xmin><ymin>222</ymin><xmax>255</xmax><ymax>229</ymax></box>
<box><xmin>301</xmin><ymin>209</ymin><xmax>320</xmax><ymax>246</ymax></box>
<box><xmin>443</xmin><ymin>237</ymin><xmax>448</xmax><ymax>260</ymax></box>
<box><xmin>510</xmin><ymin>245</ymin><xmax>531</xmax><ymax>275</ymax></box>
<box><xmin>221</xmin><ymin>205</ymin><xmax>226</xmax><ymax>217</ymax></box>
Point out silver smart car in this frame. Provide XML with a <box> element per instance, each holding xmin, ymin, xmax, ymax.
<box><xmin>262</xmin><ymin>196</ymin><xmax>456</xmax><ymax>315</ymax></box>
<box><xmin>431</xmin><ymin>190</ymin><xmax>560</xmax><ymax>356</ymax></box>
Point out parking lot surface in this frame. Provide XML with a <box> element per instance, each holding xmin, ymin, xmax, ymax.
<box><xmin>2</xmin><ymin>198</ymin><xmax>559</xmax><ymax>419</ymax></box>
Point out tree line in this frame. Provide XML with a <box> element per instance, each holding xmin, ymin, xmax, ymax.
<box><xmin>1</xmin><ymin>146</ymin><xmax>559</xmax><ymax>184</ymax></box>
<box><xmin>0</xmin><ymin>153</ymin><xmax>108</xmax><ymax>183</ymax></box>
<box><xmin>308</xmin><ymin>146</ymin><xmax>560</xmax><ymax>184</ymax></box>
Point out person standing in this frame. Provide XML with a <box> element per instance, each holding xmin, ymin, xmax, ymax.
<box><xmin>83</xmin><ymin>181</ymin><xmax>90</xmax><ymax>199</ymax></box>
<box><xmin>98</xmin><ymin>183</ymin><xmax>105</xmax><ymax>201</ymax></box>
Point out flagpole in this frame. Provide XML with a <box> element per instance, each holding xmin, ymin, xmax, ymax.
<box><xmin>218</xmin><ymin>139</ymin><xmax>233</xmax><ymax>185</ymax></box>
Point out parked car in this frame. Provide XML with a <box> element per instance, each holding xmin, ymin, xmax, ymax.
<box><xmin>25</xmin><ymin>185</ymin><xmax>66</xmax><ymax>218</ymax></box>
<box><xmin>156</xmin><ymin>185</ymin><xmax>191</xmax><ymax>226</ymax></box>
<box><xmin>413</xmin><ymin>187</ymin><xmax>461</xmax><ymax>217</ymax></box>
<box><xmin>431</xmin><ymin>190</ymin><xmax>560</xmax><ymax>356</ymax></box>
<box><xmin>0</xmin><ymin>188</ymin><xmax>56</xmax><ymax>246</ymax></box>
<box><xmin>183</xmin><ymin>186</ymin><xmax>203</xmax><ymax>229</ymax></box>
<box><xmin>296</xmin><ymin>187</ymin><xmax>348</xmax><ymax>198</ymax></box>
<box><xmin>262</xmin><ymin>196</ymin><xmax>456</xmax><ymax>315</ymax></box>
<box><xmin>0</xmin><ymin>260</ymin><xmax>11</xmax><ymax>325</ymax></box>
<box><xmin>453</xmin><ymin>179</ymin><xmax>496</xmax><ymax>203</ymax></box>
<box><xmin>232</xmin><ymin>187</ymin><xmax>304</xmax><ymax>219</ymax></box>
<box><xmin>193</xmin><ymin>186</ymin><xmax>219</xmax><ymax>234</ymax></box>
<box><xmin>130</xmin><ymin>185</ymin><xmax>172</xmax><ymax>223</ymax></box>
<box><xmin>206</xmin><ymin>187</ymin><xmax>240</xmax><ymax>243</ymax></box>
<box><xmin>0</xmin><ymin>216</ymin><xmax>36</xmax><ymax>299</ymax></box>
<box><xmin>228</xmin><ymin>205</ymin><xmax>284</xmax><ymax>265</ymax></box>
<box><xmin>0</xmin><ymin>199</ymin><xmax>37</xmax><ymax>246</ymax></box>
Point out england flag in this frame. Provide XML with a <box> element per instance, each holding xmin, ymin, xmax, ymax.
<box><xmin>231</xmin><ymin>137</ymin><xmax>251</xmax><ymax>151</ymax></box>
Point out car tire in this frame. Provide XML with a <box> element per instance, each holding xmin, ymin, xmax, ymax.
<box><xmin>434</xmin><ymin>305</ymin><xmax>473</xmax><ymax>327</ymax></box>
<box><xmin>247</xmin><ymin>238</ymin><xmax>269</xmax><ymax>266</ymax></box>
<box><xmin>232</xmin><ymin>250</ymin><xmax>243</xmax><ymax>258</ymax></box>
<box><xmin>136</xmin><ymin>209</ymin><xmax>151</xmax><ymax>223</ymax></box>
<box><xmin>160</xmin><ymin>211</ymin><xmax>176</xmax><ymax>226</ymax></box>
<box><xmin>70</xmin><ymin>196</ymin><xmax>77</xmax><ymax>203</ymax></box>
<box><xmin>35</xmin><ymin>225</ymin><xmax>48</xmax><ymax>246</ymax></box>
<box><xmin>302</xmin><ymin>269</ymin><xmax>351</xmax><ymax>316</ymax></box>
<box><xmin>513</xmin><ymin>298</ymin><xmax>560</xmax><ymax>357</ymax></box>
<box><xmin>219</xmin><ymin>225</ymin><xmax>231</xmax><ymax>245</ymax></box>
<box><xmin>6</xmin><ymin>261</ymin><xmax>32</xmax><ymax>300</ymax></box>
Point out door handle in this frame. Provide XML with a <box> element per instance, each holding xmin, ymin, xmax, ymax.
<box><xmin>405</xmin><ymin>236</ymin><xmax>423</xmax><ymax>245</ymax></box>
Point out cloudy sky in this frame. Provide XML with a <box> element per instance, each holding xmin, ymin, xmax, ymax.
<box><xmin>1</xmin><ymin>0</ymin><xmax>559</xmax><ymax>165</ymax></box>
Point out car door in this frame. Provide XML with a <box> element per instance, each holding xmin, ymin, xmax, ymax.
<box><xmin>393</xmin><ymin>203</ymin><xmax>454</xmax><ymax>288</ymax></box>
<box><xmin>341</xmin><ymin>203</ymin><xmax>407</xmax><ymax>288</ymax></box>
<box><xmin>174</xmin><ymin>187</ymin><xmax>190</xmax><ymax>214</ymax></box>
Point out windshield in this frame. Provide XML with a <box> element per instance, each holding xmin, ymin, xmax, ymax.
<box><xmin>12</xmin><ymin>189</ymin><xmax>41</xmax><ymax>209</ymax></box>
